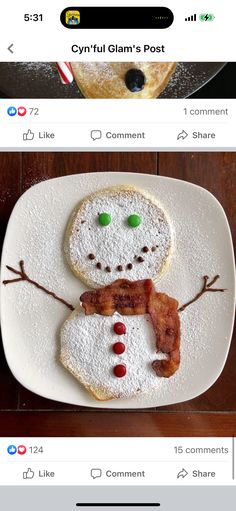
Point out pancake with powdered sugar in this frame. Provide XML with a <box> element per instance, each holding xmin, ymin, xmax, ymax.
<box><xmin>64</xmin><ymin>185</ymin><xmax>173</xmax><ymax>288</ymax></box>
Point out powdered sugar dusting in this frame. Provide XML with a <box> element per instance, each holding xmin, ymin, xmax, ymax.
<box><xmin>160</xmin><ymin>62</ymin><xmax>224</xmax><ymax>98</ymax></box>
<box><xmin>74</xmin><ymin>62</ymin><xmax>115</xmax><ymax>82</ymax></box>
<box><xmin>65</xmin><ymin>187</ymin><xmax>172</xmax><ymax>287</ymax></box>
<box><xmin>61</xmin><ymin>312</ymin><xmax>168</xmax><ymax>400</ymax></box>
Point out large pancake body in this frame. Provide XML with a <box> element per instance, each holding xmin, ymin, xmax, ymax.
<box><xmin>60</xmin><ymin>309</ymin><xmax>165</xmax><ymax>401</ymax></box>
<box><xmin>71</xmin><ymin>62</ymin><xmax>176</xmax><ymax>98</ymax></box>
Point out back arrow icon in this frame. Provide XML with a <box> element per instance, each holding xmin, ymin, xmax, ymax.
<box><xmin>8</xmin><ymin>44</ymin><xmax>14</xmax><ymax>54</ymax></box>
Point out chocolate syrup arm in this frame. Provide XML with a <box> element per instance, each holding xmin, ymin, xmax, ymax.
<box><xmin>2</xmin><ymin>260</ymin><xmax>75</xmax><ymax>311</ymax></box>
<box><xmin>3</xmin><ymin>265</ymin><xmax>225</xmax><ymax>315</ymax></box>
<box><xmin>178</xmin><ymin>275</ymin><xmax>226</xmax><ymax>313</ymax></box>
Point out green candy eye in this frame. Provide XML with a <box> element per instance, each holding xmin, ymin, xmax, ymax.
<box><xmin>99</xmin><ymin>212</ymin><xmax>111</xmax><ymax>226</ymax></box>
<box><xmin>128</xmin><ymin>214</ymin><xmax>142</xmax><ymax>228</ymax></box>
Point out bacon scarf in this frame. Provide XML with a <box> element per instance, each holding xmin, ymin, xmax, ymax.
<box><xmin>80</xmin><ymin>279</ymin><xmax>180</xmax><ymax>378</ymax></box>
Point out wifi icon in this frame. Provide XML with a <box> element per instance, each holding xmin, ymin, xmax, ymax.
<box><xmin>185</xmin><ymin>14</ymin><xmax>197</xmax><ymax>22</ymax></box>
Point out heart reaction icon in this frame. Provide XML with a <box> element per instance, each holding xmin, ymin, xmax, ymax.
<box><xmin>18</xmin><ymin>107</ymin><xmax>27</xmax><ymax>117</ymax></box>
<box><xmin>18</xmin><ymin>445</ymin><xmax>27</xmax><ymax>455</ymax></box>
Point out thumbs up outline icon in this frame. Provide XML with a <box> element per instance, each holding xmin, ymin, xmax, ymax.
<box><xmin>23</xmin><ymin>129</ymin><xmax>35</xmax><ymax>141</ymax></box>
<box><xmin>23</xmin><ymin>468</ymin><xmax>35</xmax><ymax>479</ymax></box>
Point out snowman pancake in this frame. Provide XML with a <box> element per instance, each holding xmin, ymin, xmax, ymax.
<box><xmin>61</xmin><ymin>186</ymin><xmax>178</xmax><ymax>402</ymax></box>
<box><xmin>70</xmin><ymin>62</ymin><xmax>176</xmax><ymax>98</ymax></box>
<box><xmin>64</xmin><ymin>185</ymin><xmax>173</xmax><ymax>288</ymax></box>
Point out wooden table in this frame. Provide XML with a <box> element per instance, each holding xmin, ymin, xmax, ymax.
<box><xmin>0</xmin><ymin>152</ymin><xmax>235</xmax><ymax>436</ymax></box>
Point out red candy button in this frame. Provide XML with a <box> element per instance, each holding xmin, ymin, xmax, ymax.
<box><xmin>114</xmin><ymin>364</ymin><xmax>126</xmax><ymax>377</ymax></box>
<box><xmin>113</xmin><ymin>342</ymin><xmax>125</xmax><ymax>355</ymax></box>
<box><xmin>113</xmin><ymin>322</ymin><xmax>126</xmax><ymax>335</ymax></box>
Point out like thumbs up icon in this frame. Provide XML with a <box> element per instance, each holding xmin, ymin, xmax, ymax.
<box><xmin>23</xmin><ymin>129</ymin><xmax>35</xmax><ymax>141</ymax></box>
<box><xmin>23</xmin><ymin>468</ymin><xmax>35</xmax><ymax>479</ymax></box>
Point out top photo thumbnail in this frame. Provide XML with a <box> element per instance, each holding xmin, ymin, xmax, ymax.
<box><xmin>0</xmin><ymin>62</ymin><xmax>235</xmax><ymax>99</ymax></box>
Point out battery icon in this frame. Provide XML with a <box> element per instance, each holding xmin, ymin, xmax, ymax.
<box><xmin>199</xmin><ymin>13</ymin><xmax>215</xmax><ymax>22</ymax></box>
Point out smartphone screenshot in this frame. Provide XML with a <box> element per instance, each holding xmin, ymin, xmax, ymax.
<box><xmin>0</xmin><ymin>1</ymin><xmax>235</xmax><ymax>509</ymax></box>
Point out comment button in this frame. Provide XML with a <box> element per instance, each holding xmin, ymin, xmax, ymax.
<box><xmin>91</xmin><ymin>468</ymin><xmax>102</xmax><ymax>479</ymax></box>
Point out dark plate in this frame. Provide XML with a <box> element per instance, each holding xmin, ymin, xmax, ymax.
<box><xmin>0</xmin><ymin>62</ymin><xmax>225</xmax><ymax>99</ymax></box>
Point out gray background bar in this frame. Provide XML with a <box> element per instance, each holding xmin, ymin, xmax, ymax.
<box><xmin>0</xmin><ymin>486</ymin><xmax>235</xmax><ymax>510</ymax></box>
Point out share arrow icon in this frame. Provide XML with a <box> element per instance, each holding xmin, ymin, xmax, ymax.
<box><xmin>177</xmin><ymin>468</ymin><xmax>189</xmax><ymax>479</ymax></box>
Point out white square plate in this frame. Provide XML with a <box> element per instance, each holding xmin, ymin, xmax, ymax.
<box><xmin>0</xmin><ymin>173</ymin><xmax>235</xmax><ymax>408</ymax></box>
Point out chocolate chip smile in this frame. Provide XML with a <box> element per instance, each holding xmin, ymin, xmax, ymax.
<box><xmin>87</xmin><ymin>245</ymin><xmax>158</xmax><ymax>272</ymax></box>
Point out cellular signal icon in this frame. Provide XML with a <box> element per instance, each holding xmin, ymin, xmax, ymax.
<box><xmin>185</xmin><ymin>14</ymin><xmax>197</xmax><ymax>22</ymax></box>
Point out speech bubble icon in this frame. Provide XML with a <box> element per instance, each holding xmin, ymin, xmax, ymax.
<box><xmin>91</xmin><ymin>130</ymin><xmax>102</xmax><ymax>141</ymax></box>
<box><xmin>91</xmin><ymin>468</ymin><xmax>102</xmax><ymax>479</ymax></box>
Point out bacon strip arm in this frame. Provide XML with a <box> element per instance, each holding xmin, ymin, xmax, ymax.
<box><xmin>80</xmin><ymin>279</ymin><xmax>180</xmax><ymax>378</ymax></box>
<box><xmin>149</xmin><ymin>291</ymin><xmax>180</xmax><ymax>378</ymax></box>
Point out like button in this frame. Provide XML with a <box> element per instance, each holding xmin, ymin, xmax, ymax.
<box><xmin>23</xmin><ymin>468</ymin><xmax>35</xmax><ymax>479</ymax></box>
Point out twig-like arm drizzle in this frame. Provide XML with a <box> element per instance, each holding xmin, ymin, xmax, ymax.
<box><xmin>3</xmin><ymin>260</ymin><xmax>75</xmax><ymax>311</ymax></box>
<box><xmin>178</xmin><ymin>275</ymin><xmax>225</xmax><ymax>313</ymax></box>
<box><xmin>3</xmin><ymin>264</ymin><xmax>225</xmax><ymax>315</ymax></box>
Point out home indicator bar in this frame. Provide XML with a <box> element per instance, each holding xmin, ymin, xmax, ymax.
<box><xmin>76</xmin><ymin>505</ymin><xmax>161</xmax><ymax>508</ymax></box>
